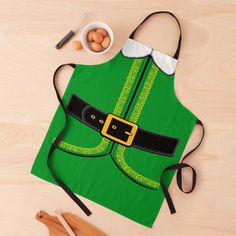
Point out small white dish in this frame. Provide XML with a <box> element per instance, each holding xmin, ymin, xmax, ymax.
<box><xmin>81</xmin><ymin>21</ymin><xmax>114</xmax><ymax>55</ymax></box>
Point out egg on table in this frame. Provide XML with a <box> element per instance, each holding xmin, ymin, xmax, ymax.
<box><xmin>71</xmin><ymin>40</ymin><xmax>83</xmax><ymax>50</ymax></box>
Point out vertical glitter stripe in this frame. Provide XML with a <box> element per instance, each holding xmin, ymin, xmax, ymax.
<box><xmin>115</xmin><ymin>64</ymin><xmax>160</xmax><ymax>189</ymax></box>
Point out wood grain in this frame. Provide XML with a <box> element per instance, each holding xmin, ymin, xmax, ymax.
<box><xmin>0</xmin><ymin>0</ymin><xmax>236</xmax><ymax>235</ymax></box>
<box><xmin>36</xmin><ymin>211</ymin><xmax>107</xmax><ymax>236</ymax></box>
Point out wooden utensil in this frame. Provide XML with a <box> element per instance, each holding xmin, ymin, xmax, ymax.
<box><xmin>36</xmin><ymin>210</ymin><xmax>107</xmax><ymax>236</ymax></box>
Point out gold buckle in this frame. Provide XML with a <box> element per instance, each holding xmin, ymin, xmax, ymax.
<box><xmin>101</xmin><ymin>114</ymin><xmax>138</xmax><ymax>146</ymax></box>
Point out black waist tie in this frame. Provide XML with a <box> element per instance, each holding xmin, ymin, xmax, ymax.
<box><xmin>47</xmin><ymin>64</ymin><xmax>92</xmax><ymax>216</ymax></box>
<box><xmin>160</xmin><ymin>119</ymin><xmax>205</xmax><ymax>214</ymax></box>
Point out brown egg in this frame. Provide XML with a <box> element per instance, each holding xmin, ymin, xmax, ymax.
<box><xmin>96</xmin><ymin>28</ymin><xmax>107</xmax><ymax>37</ymax></box>
<box><xmin>92</xmin><ymin>32</ymin><xmax>103</xmax><ymax>43</ymax></box>
<box><xmin>101</xmin><ymin>36</ymin><xmax>110</xmax><ymax>49</ymax></box>
<box><xmin>90</xmin><ymin>42</ymin><xmax>102</xmax><ymax>52</ymax></box>
<box><xmin>72</xmin><ymin>40</ymin><xmax>83</xmax><ymax>50</ymax></box>
<box><xmin>87</xmin><ymin>30</ymin><xmax>95</xmax><ymax>42</ymax></box>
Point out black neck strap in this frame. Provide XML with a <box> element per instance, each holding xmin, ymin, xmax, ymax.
<box><xmin>129</xmin><ymin>11</ymin><xmax>182</xmax><ymax>59</ymax></box>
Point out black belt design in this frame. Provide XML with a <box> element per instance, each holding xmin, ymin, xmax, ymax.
<box><xmin>67</xmin><ymin>94</ymin><xmax>179</xmax><ymax>156</ymax></box>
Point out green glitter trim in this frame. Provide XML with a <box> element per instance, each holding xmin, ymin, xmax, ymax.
<box><xmin>115</xmin><ymin>64</ymin><xmax>160</xmax><ymax>189</ymax></box>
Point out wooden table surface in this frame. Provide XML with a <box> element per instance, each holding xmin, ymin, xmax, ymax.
<box><xmin>1</xmin><ymin>0</ymin><xmax>236</xmax><ymax>235</ymax></box>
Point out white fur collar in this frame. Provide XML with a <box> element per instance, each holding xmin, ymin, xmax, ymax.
<box><xmin>121</xmin><ymin>38</ymin><xmax>178</xmax><ymax>75</ymax></box>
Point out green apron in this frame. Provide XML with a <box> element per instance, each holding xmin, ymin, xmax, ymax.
<box><xmin>31</xmin><ymin>11</ymin><xmax>205</xmax><ymax>227</ymax></box>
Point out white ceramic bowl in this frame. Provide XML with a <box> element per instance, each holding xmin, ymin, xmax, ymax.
<box><xmin>81</xmin><ymin>21</ymin><xmax>114</xmax><ymax>55</ymax></box>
